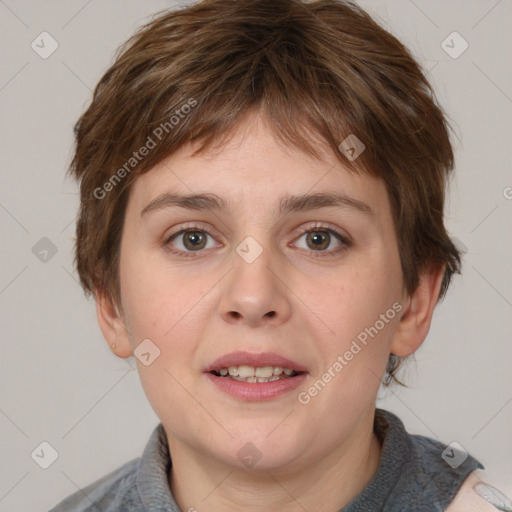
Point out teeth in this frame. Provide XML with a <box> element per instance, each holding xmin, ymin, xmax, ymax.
<box><xmin>216</xmin><ymin>365</ymin><xmax>297</xmax><ymax>381</ymax></box>
<box><xmin>237</xmin><ymin>365</ymin><xmax>255</xmax><ymax>378</ymax></box>
<box><xmin>255</xmin><ymin>366</ymin><xmax>273</xmax><ymax>378</ymax></box>
<box><xmin>230</xmin><ymin>374</ymin><xmax>289</xmax><ymax>383</ymax></box>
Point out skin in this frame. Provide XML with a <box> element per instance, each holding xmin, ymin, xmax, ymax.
<box><xmin>446</xmin><ymin>470</ymin><xmax>504</xmax><ymax>511</ymax></box>
<box><xmin>97</xmin><ymin>112</ymin><xmax>445</xmax><ymax>511</ymax></box>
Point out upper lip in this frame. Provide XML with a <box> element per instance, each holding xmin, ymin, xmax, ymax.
<box><xmin>204</xmin><ymin>351</ymin><xmax>308</xmax><ymax>373</ymax></box>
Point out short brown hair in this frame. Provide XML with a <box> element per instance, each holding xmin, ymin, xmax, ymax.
<box><xmin>70</xmin><ymin>0</ymin><xmax>461</xmax><ymax>385</ymax></box>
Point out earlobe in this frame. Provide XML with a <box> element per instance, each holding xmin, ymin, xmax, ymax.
<box><xmin>95</xmin><ymin>290</ymin><xmax>133</xmax><ymax>359</ymax></box>
<box><xmin>390</xmin><ymin>264</ymin><xmax>446</xmax><ymax>357</ymax></box>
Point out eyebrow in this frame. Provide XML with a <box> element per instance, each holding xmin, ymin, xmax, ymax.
<box><xmin>279</xmin><ymin>192</ymin><xmax>373</xmax><ymax>216</ymax></box>
<box><xmin>140</xmin><ymin>192</ymin><xmax>373</xmax><ymax>217</ymax></box>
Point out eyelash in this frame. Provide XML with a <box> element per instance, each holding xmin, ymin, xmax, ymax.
<box><xmin>292</xmin><ymin>223</ymin><xmax>351</xmax><ymax>259</ymax></box>
<box><xmin>163</xmin><ymin>222</ymin><xmax>351</xmax><ymax>259</ymax></box>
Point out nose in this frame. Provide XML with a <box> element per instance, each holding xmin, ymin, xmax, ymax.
<box><xmin>218</xmin><ymin>240</ymin><xmax>292</xmax><ymax>328</ymax></box>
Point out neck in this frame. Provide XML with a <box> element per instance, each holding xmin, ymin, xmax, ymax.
<box><xmin>167</xmin><ymin>408</ymin><xmax>382</xmax><ymax>512</ymax></box>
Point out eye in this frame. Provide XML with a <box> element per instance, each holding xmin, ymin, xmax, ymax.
<box><xmin>166</xmin><ymin>228</ymin><xmax>218</xmax><ymax>254</ymax></box>
<box><xmin>163</xmin><ymin>223</ymin><xmax>350</xmax><ymax>258</ymax></box>
<box><xmin>293</xmin><ymin>226</ymin><xmax>350</xmax><ymax>257</ymax></box>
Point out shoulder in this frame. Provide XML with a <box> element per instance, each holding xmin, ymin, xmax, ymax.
<box><xmin>370</xmin><ymin>410</ymin><xmax>488</xmax><ymax>511</ymax></box>
<box><xmin>49</xmin><ymin>457</ymin><xmax>140</xmax><ymax>512</ymax></box>
<box><xmin>446</xmin><ymin>470</ymin><xmax>512</xmax><ymax>512</ymax></box>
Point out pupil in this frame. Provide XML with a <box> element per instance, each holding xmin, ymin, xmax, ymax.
<box><xmin>308</xmin><ymin>231</ymin><xmax>329</xmax><ymax>250</ymax></box>
<box><xmin>185</xmin><ymin>231</ymin><xmax>205</xmax><ymax>250</ymax></box>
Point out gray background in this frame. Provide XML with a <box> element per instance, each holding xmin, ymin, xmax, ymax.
<box><xmin>0</xmin><ymin>0</ymin><xmax>511</xmax><ymax>510</ymax></box>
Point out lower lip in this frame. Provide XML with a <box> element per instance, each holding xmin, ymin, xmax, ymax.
<box><xmin>204</xmin><ymin>372</ymin><xmax>308</xmax><ymax>401</ymax></box>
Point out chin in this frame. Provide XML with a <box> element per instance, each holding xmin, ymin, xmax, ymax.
<box><xmin>211</xmin><ymin>432</ymin><xmax>305</xmax><ymax>472</ymax></box>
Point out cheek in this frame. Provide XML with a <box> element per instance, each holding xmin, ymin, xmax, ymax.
<box><xmin>119</xmin><ymin>257</ymin><xmax>216</xmax><ymax>352</ymax></box>
<box><xmin>303</xmin><ymin>253</ymin><xmax>403</xmax><ymax>363</ymax></box>
<box><xmin>118</xmin><ymin>254</ymin><xmax>180</xmax><ymax>341</ymax></box>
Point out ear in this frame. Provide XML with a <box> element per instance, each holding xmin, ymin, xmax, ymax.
<box><xmin>390</xmin><ymin>264</ymin><xmax>445</xmax><ymax>357</ymax></box>
<box><xmin>95</xmin><ymin>289</ymin><xmax>133</xmax><ymax>358</ymax></box>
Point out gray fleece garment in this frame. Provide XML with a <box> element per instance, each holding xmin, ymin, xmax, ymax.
<box><xmin>49</xmin><ymin>408</ymin><xmax>483</xmax><ymax>511</ymax></box>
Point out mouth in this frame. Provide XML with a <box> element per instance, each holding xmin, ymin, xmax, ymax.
<box><xmin>203</xmin><ymin>351</ymin><xmax>308</xmax><ymax>400</ymax></box>
<box><xmin>210</xmin><ymin>365</ymin><xmax>302</xmax><ymax>383</ymax></box>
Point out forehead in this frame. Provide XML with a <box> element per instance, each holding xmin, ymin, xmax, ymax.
<box><xmin>127</xmin><ymin>114</ymin><xmax>390</xmax><ymax>218</ymax></box>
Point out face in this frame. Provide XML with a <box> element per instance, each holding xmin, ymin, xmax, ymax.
<box><xmin>114</xmin><ymin>113</ymin><xmax>407</xmax><ymax>472</ymax></box>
